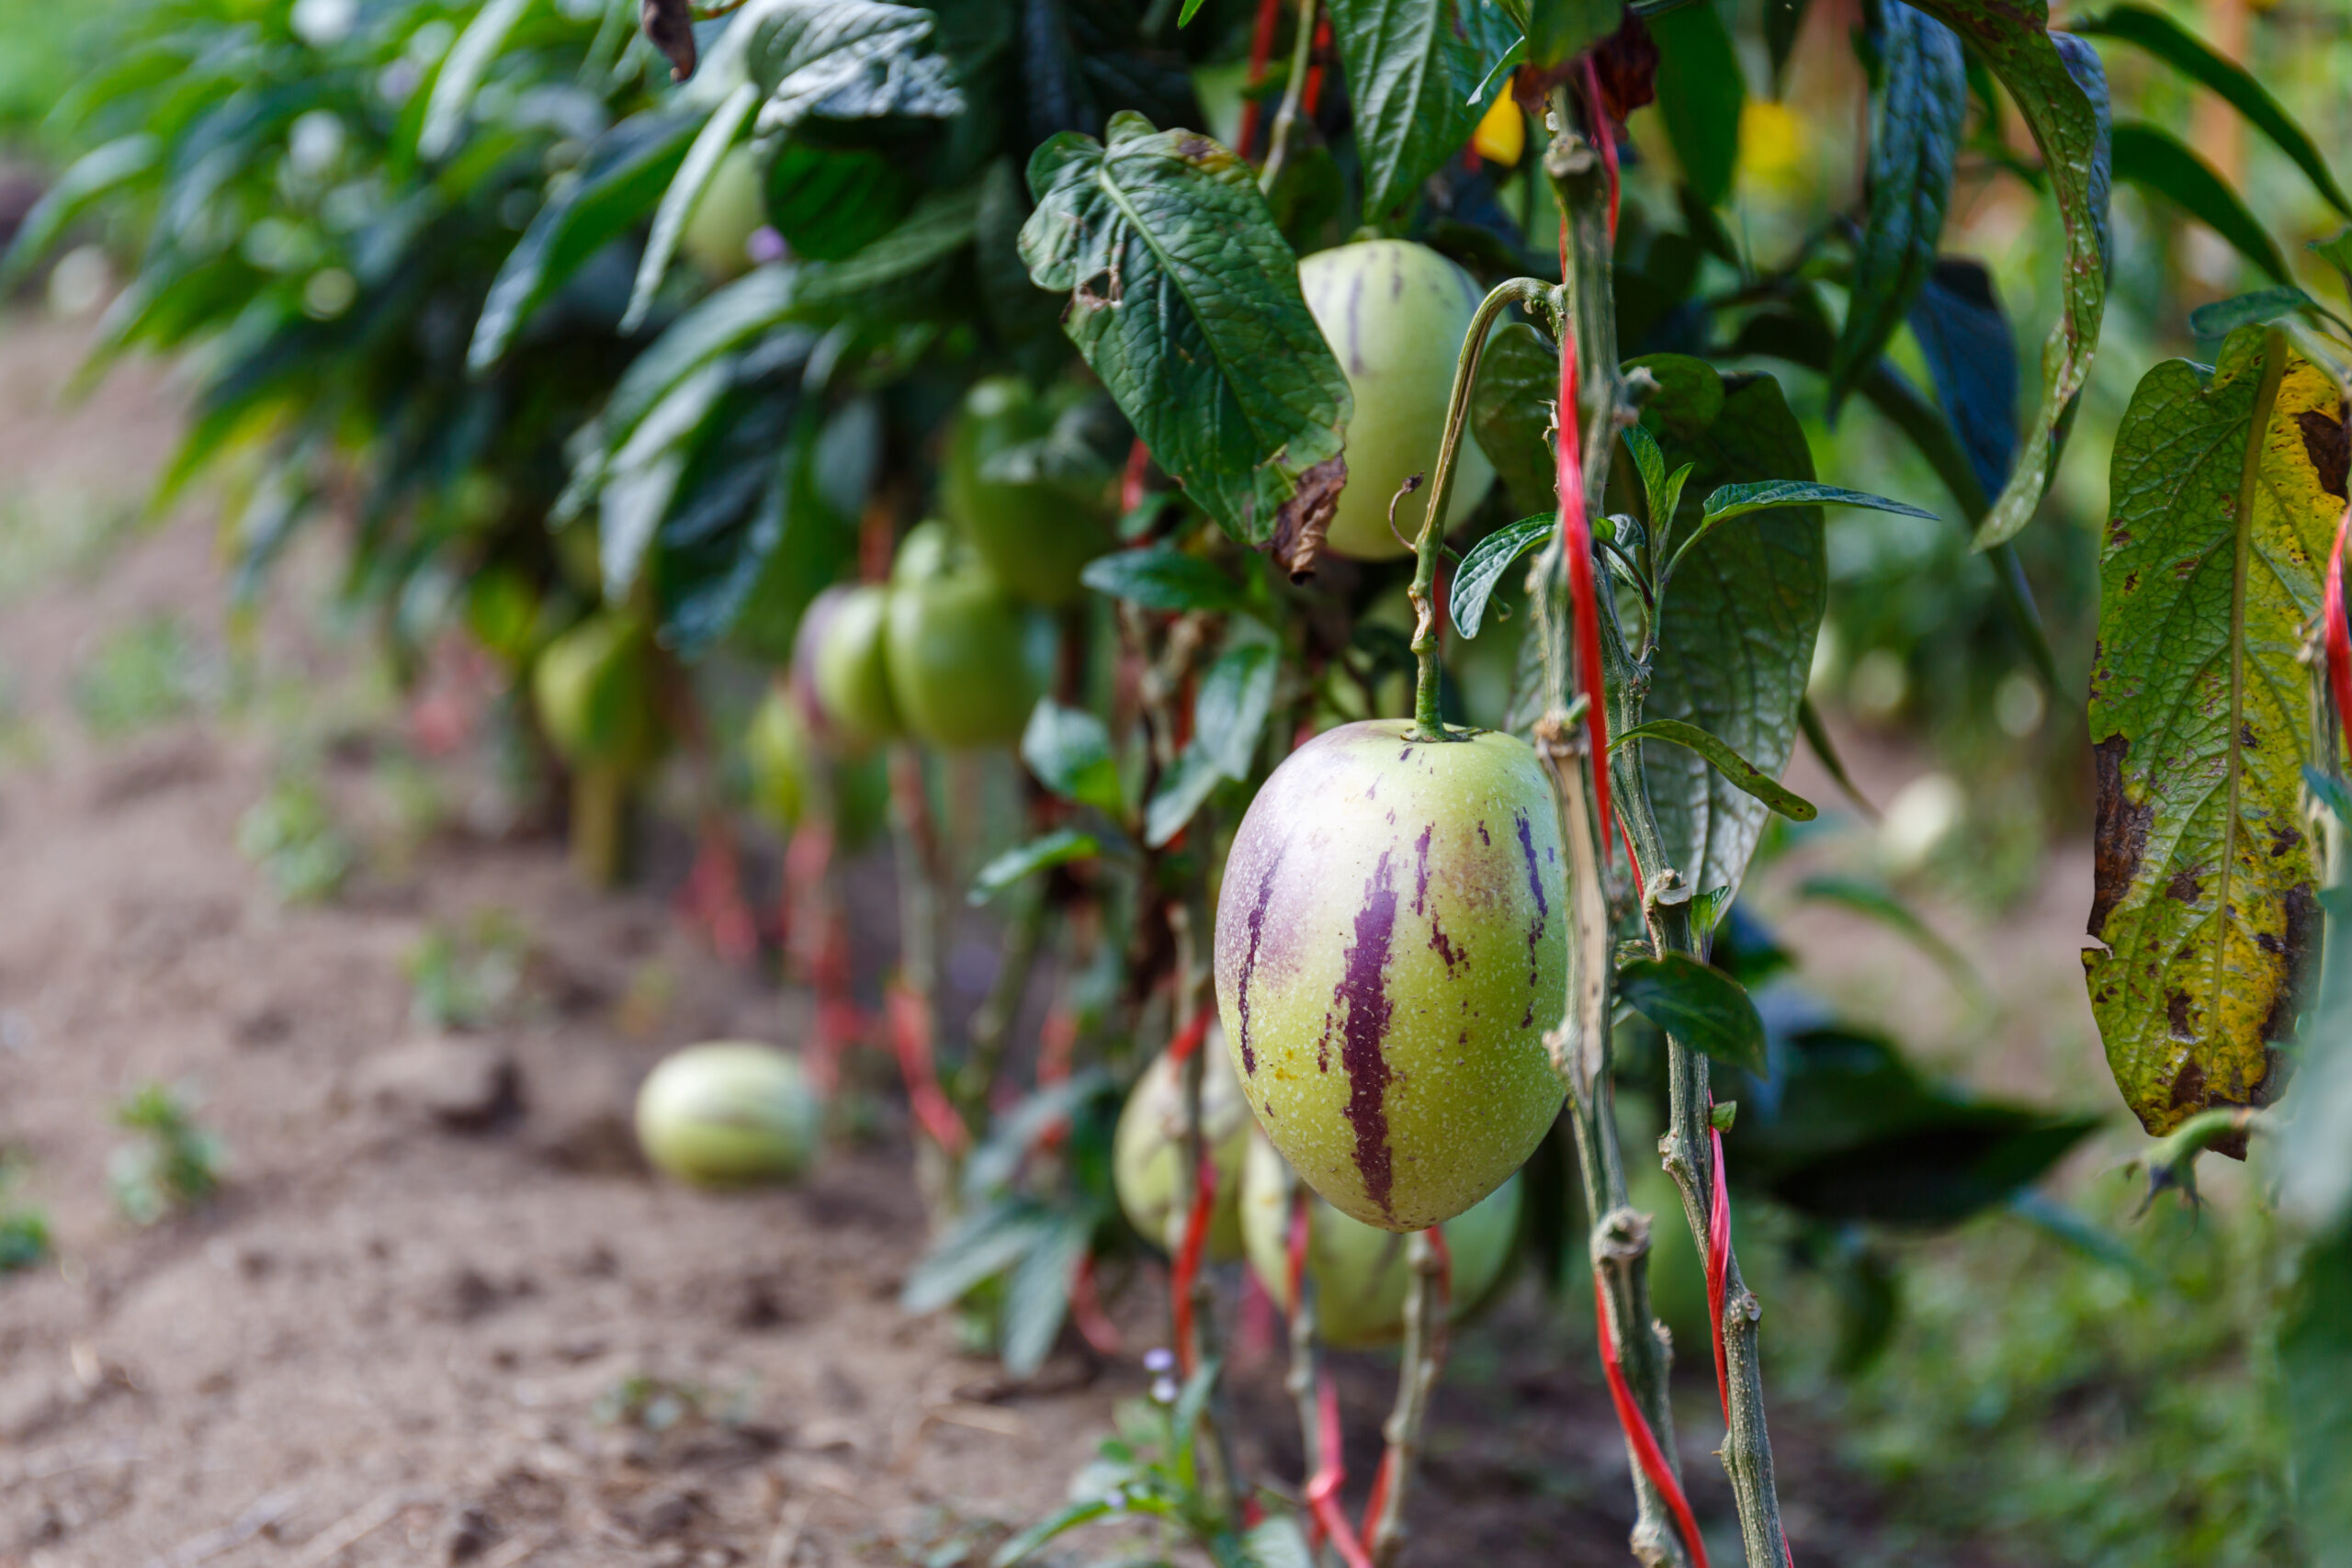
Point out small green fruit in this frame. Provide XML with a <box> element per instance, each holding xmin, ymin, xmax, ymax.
<box><xmin>743</xmin><ymin>684</ymin><xmax>808</xmax><ymax>833</ymax></box>
<box><xmin>885</xmin><ymin>523</ymin><xmax>1056</xmax><ymax>750</ymax></box>
<box><xmin>532</xmin><ymin>612</ymin><xmax>661</xmax><ymax>773</ymax></box>
<box><xmin>801</xmin><ymin>583</ymin><xmax>903</xmax><ymax>751</ymax></box>
<box><xmin>636</xmin><ymin>1042</ymin><xmax>822</xmax><ymax>1187</ymax></box>
<box><xmin>1214</xmin><ymin>717</ymin><xmax>1567</xmax><ymax>1232</ymax></box>
<box><xmin>1113</xmin><ymin>1033</ymin><xmax>1252</xmax><ymax>1260</ymax></box>
<box><xmin>940</xmin><ymin>378</ymin><xmax>1114</xmax><ymax>607</ymax></box>
<box><xmin>680</xmin><ymin>145</ymin><xmax>765</xmax><ymax>281</ymax></box>
<box><xmin>1297</xmin><ymin>240</ymin><xmax>1497</xmax><ymax>560</ymax></box>
<box><xmin>1239</xmin><ymin>1134</ymin><xmax>1521</xmax><ymax>1348</ymax></box>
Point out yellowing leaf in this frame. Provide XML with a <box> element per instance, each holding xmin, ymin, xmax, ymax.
<box><xmin>2085</xmin><ymin>326</ymin><xmax>2345</xmax><ymax>1139</ymax></box>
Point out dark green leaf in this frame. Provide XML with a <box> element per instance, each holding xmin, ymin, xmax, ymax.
<box><xmin>1469</xmin><ymin>321</ymin><xmax>1560</xmax><ymax>517</ymax></box>
<box><xmin>2281</xmin><ymin>1224</ymin><xmax>2352</xmax><ymax>1557</ymax></box>
<box><xmin>1616</xmin><ymin>362</ymin><xmax>1826</xmax><ymax>899</ymax></box>
<box><xmin>415</xmin><ymin>0</ymin><xmax>534</xmax><ymax>161</ymax></box>
<box><xmin>2187</xmin><ymin>286</ymin><xmax>2324</xmax><ymax>341</ymax></box>
<box><xmin>1450</xmin><ymin>515</ymin><xmax>1552</xmax><ymax>638</ymax></box>
<box><xmin>1021</xmin><ymin>114</ymin><xmax>1351</xmax><ymax>546</ymax></box>
<box><xmin>1901</xmin><ymin>4</ymin><xmax>2109</xmax><ymax>547</ymax></box>
<box><xmin>1796</xmin><ymin>696</ymin><xmax>1875</xmax><ymax>818</ymax></box>
<box><xmin>581</xmin><ymin>271</ymin><xmax>805</xmax><ymax>483</ymax></box>
<box><xmin>1764</xmin><ymin>0</ymin><xmax>1810</xmax><ymax>90</ymax></box>
<box><xmin>1686</xmin><ymin>479</ymin><xmax>1936</xmax><ymax>545</ymax></box>
<box><xmin>2110</xmin><ymin>120</ymin><xmax>2290</xmax><ymax>285</ymax></box>
<box><xmin>765</xmin><ymin>137</ymin><xmax>919</xmax><ymax>260</ymax></box>
<box><xmin>2086</xmin><ymin>327</ymin><xmax>2329</xmax><ymax>1139</ymax></box>
<box><xmin>469</xmin><ymin>112</ymin><xmax>701</xmax><ymax>371</ymax></box>
<box><xmin>1080</xmin><ymin>545</ymin><xmax>1246</xmax><ymax>611</ymax></box>
<box><xmin>1021</xmin><ymin>702</ymin><xmax>1124</xmax><ymax>814</ymax></box>
<box><xmin>1648</xmin><ymin>0</ymin><xmax>1745</xmax><ymax>208</ymax></box>
<box><xmin>970</xmin><ymin>829</ymin><xmax>1103</xmax><ymax>904</ymax></box>
<box><xmin>1000</xmin><ymin>1212</ymin><xmax>1091</xmax><ymax>1375</ymax></box>
<box><xmin>901</xmin><ymin>1202</ymin><xmax>1058</xmax><ymax>1312</ymax></box>
<box><xmin>1326</xmin><ymin>0</ymin><xmax>1521</xmax><ymax>220</ymax></box>
<box><xmin>2076</xmin><ymin>4</ymin><xmax>2351</xmax><ymax>219</ymax></box>
<box><xmin>1616</xmin><ymin>953</ymin><xmax>1767</xmax><ymax>1073</ymax></box>
<box><xmin>1832</xmin><ymin>2</ymin><xmax>1965</xmax><ymax>412</ymax></box>
<box><xmin>1907</xmin><ymin>258</ymin><xmax>2019</xmax><ymax>504</ymax></box>
<box><xmin>1144</xmin><ymin>743</ymin><xmax>1226</xmax><ymax>848</ymax></box>
<box><xmin>1611</xmin><ymin>716</ymin><xmax>1818</xmax><ymax>821</ymax></box>
<box><xmin>795</xmin><ymin>184</ymin><xmax>980</xmax><ymax>306</ymax></box>
<box><xmin>744</xmin><ymin>0</ymin><xmax>966</xmax><ymax>130</ymax></box>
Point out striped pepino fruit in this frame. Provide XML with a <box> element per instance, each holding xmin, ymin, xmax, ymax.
<box><xmin>1212</xmin><ymin>718</ymin><xmax>1567</xmax><ymax>1232</ymax></box>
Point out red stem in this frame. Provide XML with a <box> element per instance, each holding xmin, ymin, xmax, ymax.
<box><xmin>1170</xmin><ymin>1146</ymin><xmax>1216</xmax><ymax>1375</ymax></box>
<box><xmin>1555</xmin><ymin>216</ymin><xmax>1613</xmax><ymax>858</ymax></box>
<box><xmin>1069</xmin><ymin>1251</ymin><xmax>1123</xmax><ymax>1355</ymax></box>
<box><xmin>1593</xmin><ymin>1271</ymin><xmax>1709</xmax><ymax>1568</ymax></box>
<box><xmin>1235</xmin><ymin>0</ymin><xmax>1284</xmax><ymax>160</ymax></box>
<box><xmin>887</xmin><ymin>984</ymin><xmax>968</xmax><ymax>1156</ymax></box>
<box><xmin>1303</xmin><ymin>14</ymin><xmax>1330</xmax><ymax>117</ymax></box>
<box><xmin>1705</xmin><ymin>1124</ymin><xmax>1733</xmax><ymax>1427</ymax></box>
<box><xmin>1306</xmin><ymin>1381</ymin><xmax>1374</xmax><ymax>1568</ymax></box>
<box><xmin>2327</xmin><ymin>500</ymin><xmax>2352</xmax><ymax>758</ymax></box>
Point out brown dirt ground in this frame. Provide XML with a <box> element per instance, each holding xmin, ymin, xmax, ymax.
<box><xmin>0</xmin><ymin>306</ymin><xmax>2057</xmax><ymax>1568</ymax></box>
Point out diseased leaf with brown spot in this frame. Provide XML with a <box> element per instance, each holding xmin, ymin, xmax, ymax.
<box><xmin>2084</xmin><ymin>325</ymin><xmax>2335</xmax><ymax>1143</ymax></box>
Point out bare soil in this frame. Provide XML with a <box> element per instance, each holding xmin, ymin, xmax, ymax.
<box><xmin>0</xmin><ymin>309</ymin><xmax>2049</xmax><ymax>1568</ymax></box>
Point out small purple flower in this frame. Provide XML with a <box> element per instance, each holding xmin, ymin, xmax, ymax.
<box><xmin>1150</xmin><ymin>1375</ymin><xmax>1179</xmax><ymax>1404</ymax></box>
<box><xmin>1142</xmin><ymin>1346</ymin><xmax>1176</xmax><ymax>1374</ymax></box>
<box><xmin>747</xmin><ymin>226</ymin><xmax>787</xmax><ymax>266</ymax></box>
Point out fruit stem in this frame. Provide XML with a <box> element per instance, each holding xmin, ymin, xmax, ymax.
<box><xmin>1407</xmin><ymin>275</ymin><xmax>1555</xmax><ymax>741</ymax></box>
<box><xmin>1258</xmin><ymin>0</ymin><xmax>1318</xmax><ymax>192</ymax></box>
<box><xmin>1365</xmin><ymin>1227</ymin><xmax>1450</xmax><ymax>1566</ymax></box>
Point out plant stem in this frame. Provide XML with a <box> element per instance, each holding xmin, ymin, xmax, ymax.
<box><xmin>953</xmin><ymin>883</ymin><xmax>1050</xmax><ymax>1115</ymax></box>
<box><xmin>1366</xmin><ymin>1229</ymin><xmax>1448</xmax><ymax>1566</ymax></box>
<box><xmin>888</xmin><ymin>745</ymin><xmax>957</xmax><ymax>1211</ymax></box>
<box><xmin>1407</xmin><ymin>275</ymin><xmax>1555</xmax><ymax>740</ymax></box>
<box><xmin>1533</xmin><ymin>85</ymin><xmax>1694</xmax><ymax>1568</ymax></box>
<box><xmin>1258</xmin><ymin>0</ymin><xmax>1318</xmax><ymax>192</ymax></box>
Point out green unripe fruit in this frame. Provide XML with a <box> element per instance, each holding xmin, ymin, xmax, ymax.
<box><xmin>940</xmin><ymin>378</ymin><xmax>1114</xmax><ymax>607</ymax></box>
<box><xmin>1297</xmin><ymin>240</ymin><xmax>1497</xmax><ymax>560</ymax></box>
<box><xmin>680</xmin><ymin>145</ymin><xmax>765</xmax><ymax>282</ymax></box>
<box><xmin>1113</xmin><ymin>1033</ymin><xmax>1252</xmax><ymax>1260</ymax></box>
<box><xmin>1214</xmin><ymin>717</ymin><xmax>1567</xmax><ymax>1232</ymax></box>
<box><xmin>885</xmin><ymin>523</ymin><xmax>1056</xmax><ymax>750</ymax></box>
<box><xmin>1238</xmin><ymin>1134</ymin><xmax>1522</xmax><ymax>1348</ymax></box>
<box><xmin>531</xmin><ymin>612</ymin><xmax>661</xmax><ymax>774</ymax></box>
<box><xmin>804</xmin><ymin>583</ymin><xmax>903</xmax><ymax>750</ymax></box>
<box><xmin>635</xmin><ymin>1042</ymin><xmax>823</xmax><ymax>1187</ymax></box>
<box><xmin>743</xmin><ymin>684</ymin><xmax>808</xmax><ymax>833</ymax></box>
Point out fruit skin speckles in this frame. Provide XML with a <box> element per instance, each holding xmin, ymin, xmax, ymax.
<box><xmin>1212</xmin><ymin>718</ymin><xmax>1567</xmax><ymax>1232</ymax></box>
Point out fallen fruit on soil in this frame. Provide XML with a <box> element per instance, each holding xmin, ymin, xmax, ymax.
<box><xmin>941</xmin><ymin>378</ymin><xmax>1114</xmax><ymax>607</ymax></box>
<box><xmin>636</xmin><ymin>1042</ymin><xmax>822</xmax><ymax>1188</ymax></box>
<box><xmin>1213</xmin><ymin>717</ymin><xmax>1567</xmax><ymax>1231</ymax></box>
<box><xmin>1297</xmin><ymin>240</ymin><xmax>1496</xmax><ymax>560</ymax></box>
<box><xmin>885</xmin><ymin>522</ymin><xmax>1055</xmax><ymax>750</ymax></box>
<box><xmin>1113</xmin><ymin>1032</ymin><xmax>1252</xmax><ymax>1259</ymax></box>
<box><xmin>1239</xmin><ymin>1134</ymin><xmax>1522</xmax><ymax>1348</ymax></box>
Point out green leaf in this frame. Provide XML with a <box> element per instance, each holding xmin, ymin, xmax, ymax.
<box><xmin>1021</xmin><ymin>114</ymin><xmax>1351</xmax><ymax>546</ymax></box>
<box><xmin>2076</xmin><ymin>4</ymin><xmax>2352</xmax><ymax>220</ymax></box>
<box><xmin>576</xmin><ymin>270</ymin><xmax>803</xmax><ymax>492</ymax></box>
<box><xmin>1240</xmin><ymin>1516</ymin><xmax>1317</xmax><ymax>1568</ymax></box>
<box><xmin>623</xmin><ymin>82</ymin><xmax>761</xmax><ymax>333</ymax></box>
<box><xmin>793</xmin><ymin>185</ymin><xmax>981</xmax><ymax>308</ymax></box>
<box><xmin>1648</xmin><ymin>0</ymin><xmax>1745</xmax><ymax>208</ymax></box>
<box><xmin>990</xmin><ymin>1499</ymin><xmax>1117</xmax><ymax>1566</ymax></box>
<box><xmin>2109</xmin><ymin>120</ymin><xmax>2290</xmax><ymax>285</ymax></box>
<box><xmin>469</xmin><ymin>112</ymin><xmax>701</xmax><ymax>371</ymax></box>
<box><xmin>1907</xmin><ymin>258</ymin><xmax>2021</xmax><ymax>504</ymax></box>
<box><xmin>415</xmin><ymin>0</ymin><xmax>534</xmax><ymax>162</ymax></box>
<box><xmin>1616</xmin><ymin>953</ymin><xmax>1767</xmax><ymax>1073</ymax></box>
<box><xmin>2085</xmin><ymin>325</ymin><xmax>2331</xmax><ymax>1140</ymax></box>
<box><xmin>902</xmin><ymin>1202</ymin><xmax>1057</xmax><ymax>1313</ymax></box>
<box><xmin>0</xmin><ymin>134</ymin><xmax>158</xmax><ymax>290</ymax></box>
<box><xmin>1195</xmin><ymin>639</ymin><xmax>1279</xmax><ymax>780</ymax></box>
<box><xmin>1673</xmin><ymin>479</ymin><xmax>1939</xmax><ymax>574</ymax></box>
<box><xmin>1796</xmin><ymin>696</ymin><xmax>1875</xmax><ymax>818</ymax></box>
<box><xmin>1326</xmin><ymin>0</ymin><xmax>1521</xmax><ymax>220</ymax></box>
<box><xmin>1611</xmin><ymin>717</ymin><xmax>1818</xmax><ymax>821</ymax></box>
<box><xmin>1450</xmin><ymin>515</ymin><xmax>1552</xmax><ymax>638</ymax></box>
<box><xmin>1616</xmin><ymin>362</ymin><xmax>1826</xmax><ymax>901</ymax></box>
<box><xmin>1144</xmin><ymin>744</ymin><xmax>1227</xmax><ymax>848</ymax></box>
<box><xmin>1021</xmin><ymin>702</ymin><xmax>1124</xmax><ymax>815</ymax></box>
<box><xmin>2281</xmin><ymin>1224</ymin><xmax>2352</xmax><ymax>1561</ymax></box>
<box><xmin>1832</xmin><ymin>2</ymin><xmax>1965</xmax><ymax>412</ymax></box>
<box><xmin>2315</xmin><ymin>228</ymin><xmax>2352</xmax><ymax>293</ymax></box>
<box><xmin>1001</xmin><ymin>1212</ymin><xmax>1091</xmax><ymax>1375</ymax></box>
<box><xmin>1795</xmin><ymin>873</ymin><xmax>1988</xmax><ymax>1000</ymax></box>
<box><xmin>2187</xmin><ymin>286</ymin><xmax>2324</xmax><ymax>341</ymax></box>
<box><xmin>970</xmin><ymin>829</ymin><xmax>1103</xmax><ymax>905</ymax></box>
<box><xmin>1080</xmin><ymin>546</ymin><xmax>1246</xmax><ymax>611</ymax></box>
<box><xmin>1902</xmin><ymin>5</ymin><xmax>2109</xmax><ymax>547</ymax></box>
<box><xmin>743</xmin><ymin>0</ymin><xmax>966</xmax><ymax>132</ymax></box>
<box><xmin>1469</xmin><ymin>321</ymin><xmax>1560</xmax><ymax>517</ymax></box>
